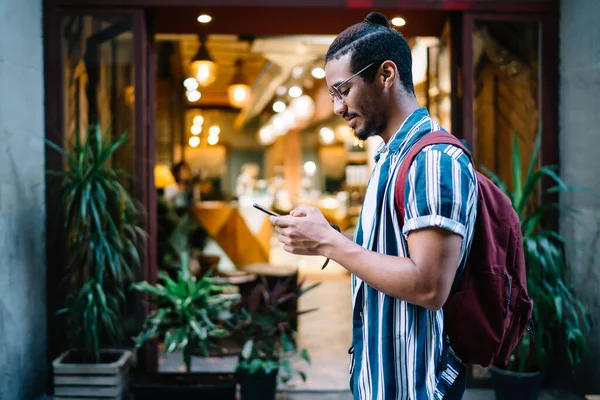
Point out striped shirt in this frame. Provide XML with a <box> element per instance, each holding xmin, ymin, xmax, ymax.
<box><xmin>349</xmin><ymin>107</ymin><xmax>478</xmax><ymax>400</ymax></box>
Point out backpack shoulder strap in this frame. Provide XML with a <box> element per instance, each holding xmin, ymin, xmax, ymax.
<box><xmin>395</xmin><ymin>131</ymin><xmax>472</xmax><ymax>219</ymax></box>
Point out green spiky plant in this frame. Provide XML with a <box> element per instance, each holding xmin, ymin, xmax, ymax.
<box><xmin>131</xmin><ymin>251</ymin><xmax>240</xmax><ymax>372</ymax></box>
<box><xmin>482</xmin><ymin>131</ymin><xmax>591</xmax><ymax>376</ymax></box>
<box><xmin>47</xmin><ymin>125</ymin><xmax>145</xmax><ymax>363</ymax></box>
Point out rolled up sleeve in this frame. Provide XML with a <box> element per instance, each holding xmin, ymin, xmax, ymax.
<box><xmin>402</xmin><ymin>146</ymin><xmax>475</xmax><ymax>239</ymax></box>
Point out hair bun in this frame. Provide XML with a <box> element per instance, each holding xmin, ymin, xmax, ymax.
<box><xmin>364</xmin><ymin>12</ymin><xmax>391</xmax><ymax>28</ymax></box>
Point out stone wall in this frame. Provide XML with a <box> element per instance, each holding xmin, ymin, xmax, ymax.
<box><xmin>559</xmin><ymin>0</ymin><xmax>600</xmax><ymax>394</ymax></box>
<box><xmin>0</xmin><ymin>0</ymin><xmax>47</xmax><ymax>398</ymax></box>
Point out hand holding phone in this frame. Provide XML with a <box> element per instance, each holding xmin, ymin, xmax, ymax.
<box><xmin>253</xmin><ymin>203</ymin><xmax>341</xmax><ymax>270</ymax></box>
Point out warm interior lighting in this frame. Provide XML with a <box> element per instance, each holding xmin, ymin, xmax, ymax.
<box><xmin>154</xmin><ymin>165</ymin><xmax>176</xmax><ymax>189</ymax></box>
<box><xmin>391</xmin><ymin>17</ymin><xmax>406</xmax><ymax>27</ymax></box>
<box><xmin>191</xmin><ymin>125</ymin><xmax>202</xmax><ymax>135</ymax></box>
<box><xmin>197</xmin><ymin>14</ymin><xmax>212</xmax><ymax>23</ymax></box>
<box><xmin>258</xmin><ymin>126</ymin><xmax>276</xmax><ymax>145</ymax></box>
<box><xmin>272</xmin><ymin>101</ymin><xmax>286</xmax><ymax>113</ymax></box>
<box><xmin>193</xmin><ymin>115</ymin><xmax>204</xmax><ymax>125</ymax></box>
<box><xmin>124</xmin><ymin>85</ymin><xmax>135</xmax><ymax>107</ymax></box>
<box><xmin>228</xmin><ymin>59</ymin><xmax>250</xmax><ymax>108</ymax></box>
<box><xmin>304</xmin><ymin>161</ymin><xmax>317</xmax><ymax>177</ymax></box>
<box><xmin>290</xmin><ymin>95</ymin><xmax>315</xmax><ymax>121</ymax></box>
<box><xmin>288</xmin><ymin>86</ymin><xmax>302</xmax><ymax>98</ymax></box>
<box><xmin>292</xmin><ymin>66</ymin><xmax>304</xmax><ymax>78</ymax></box>
<box><xmin>209</xmin><ymin>125</ymin><xmax>220</xmax><ymax>135</ymax></box>
<box><xmin>186</xmin><ymin>90</ymin><xmax>201</xmax><ymax>102</ymax></box>
<box><xmin>320</xmin><ymin>127</ymin><xmax>335</xmax><ymax>144</ymax></box>
<box><xmin>189</xmin><ymin>136</ymin><xmax>200</xmax><ymax>148</ymax></box>
<box><xmin>311</xmin><ymin>67</ymin><xmax>326</xmax><ymax>79</ymax></box>
<box><xmin>207</xmin><ymin>135</ymin><xmax>219</xmax><ymax>145</ymax></box>
<box><xmin>228</xmin><ymin>84</ymin><xmax>250</xmax><ymax>108</ymax></box>
<box><xmin>183</xmin><ymin>78</ymin><xmax>199</xmax><ymax>90</ymax></box>
<box><xmin>189</xmin><ymin>35</ymin><xmax>217</xmax><ymax>87</ymax></box>
<box><xmin>276</xmin><ymin>86</ymin><xmax>287</xmax><ymax>96</ymax></box>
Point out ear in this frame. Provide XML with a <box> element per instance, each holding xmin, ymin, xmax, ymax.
<box><xmin>380</xmin><ymin>60</ymin><xmax>398</xmax><ymax>89</ymax></box>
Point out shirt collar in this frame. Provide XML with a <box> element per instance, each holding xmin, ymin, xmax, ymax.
<box><xmin>373</xmin><ymin>107</ymin><xmax>430</xmax><ymax>162</ymax></box>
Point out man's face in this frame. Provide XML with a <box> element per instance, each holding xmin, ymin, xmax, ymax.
<box><xmin>325</xmin><ymin>54</ymin><xmax>387</xmax><ymax>141</ymax></box>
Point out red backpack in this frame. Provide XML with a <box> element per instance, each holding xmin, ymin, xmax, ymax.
<box><xmin>395</xmin><ymin>131</ymin><xmax>534</xmax><ymax>367</ymax></box>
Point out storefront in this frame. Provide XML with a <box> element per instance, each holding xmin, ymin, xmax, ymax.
<box><xmin>43</xmin><ymin>0</ymin><xmax>560</xmax><ymax>390</ymax></box>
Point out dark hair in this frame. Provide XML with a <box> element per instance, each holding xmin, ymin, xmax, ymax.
<box><xmin>325</xmin><ymin>11</ymin><xmax>414</xmax><ymax>95</ymax></box>
<box><xmin>172</xmin><ymin>161</ymin><xmax>190</xmax><ymax>183</ymax></box>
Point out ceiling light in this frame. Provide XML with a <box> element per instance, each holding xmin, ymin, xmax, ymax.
<box><xmin>197</xmin><ymin>14</ymin><xmax>212</xmax><ymax>23</ymax></box>
<box><xmin>304</xmin><ymin>161</ymin><xmax>317</xmax><ymax>177</ymax></box>
<box><xmin>184</xmin><ymin>78</ymin><xmax>199</xmax><ymax>90</ymax></box>
<box><xmin>320</xmin><ymin>127</ymin><xmax>335</xmax><ymax>144</ymax></box>
<box><xmin>311</xmin><ymin>67</ymin><xmax>326</xmax><ymax>79</ymax></box>
<box><xmin>391</xmin><ymin>17</ymin><xmax>406</xmax><ymax>27</ymax></box>
<box><xmin>193</xmin><ymin>115</ymin><xmax>204</xmax><ymax>125</ymax></box>
<box><xmin>227</xmin><ymin>59</ymin><xmax>250</xmax><ymax>108</ymax></box>
<box><xmin>229</xmin><ymin>84</ymin><xmax>250</xmax><ymax>108</ymax></box>
<box><xmin>189</xmin><ymin>34</ymin><xmax>217</xmax><ymax>87</ymax></box>
<box><xmin>189</xmin><ymin>136</ymin><xmax>200</xmax><ymax>147</ymax></box>
<box><xmin>292</xmin><ymin>66</ymin><xmax>304</xmax><ymax>78</ymax></box>
<box><xmin>276</xmin><ymin>86</ymin><xmax>287</xmax><ymax>96</ymax></box>
<box><xmin>272</xmin><ymin>101</ymin><xmax>286</xmax><ymax>113</ymax></box>
<box><xmin>207</xmin><ymin>135</ymin><xmax>219</xmax><ymax>145</ymax></box>
<box><xmin>290</xmin><ymin>95</ymin><xmax>315</xmax><ymax>121</ymax></box>
<box><xmin>288</xmin><ymin>86</ymin><xmax>302</xmax><ymax>98</ymax></box>
<box><xmin>258</xmin><ymin>126</ymin><xmax>276</xmax><ymax>145</ymax></box>
<box><xmin>209</xmin><ymin>125</ymin><xmax>220</xmax><ymax>135</ymax></box>
<box><xmin>191</xmin><ymin>125</ymin><xmax>202</xmax><ymax>135</ymax></box>
<box><xmin>186</xmin><ymin>90</ymin><xmax>201</xmax><ymax>102</ymax></box>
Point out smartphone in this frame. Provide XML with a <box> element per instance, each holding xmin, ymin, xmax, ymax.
<box><xmin>252</xmin><ymin>203</ymin><xmax>341</xmax><ymax>233</ymax></box>
<box><xmin>252</xmin><ymin>203</ymin><xmax>280</xmax><ymax>217</ymax></box>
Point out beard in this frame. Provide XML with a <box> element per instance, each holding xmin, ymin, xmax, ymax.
<box><xmin>353</xmin><ymin>103</ymin><xmax>387</xmax><ymax>141</ymax></box>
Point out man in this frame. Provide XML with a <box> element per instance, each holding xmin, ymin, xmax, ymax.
<box><xmin>270</xmin><ymin>11</ymin><xmax>478</xmax><ymax>400</ymax></box>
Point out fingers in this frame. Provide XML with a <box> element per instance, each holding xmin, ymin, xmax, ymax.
<box><xmin>290</xmin><ymin>209</ymin><xmax>307</xmax><ymax>217</ymax></box>
<box><xmin>269</xmin><ymin>215</ymin><xmax>295</xmax><ymax>227</ymax></box>
<box><xmin>292</xmin><ymin>205</ymin><xmax>318</xmax><ymax>216</ymax></box>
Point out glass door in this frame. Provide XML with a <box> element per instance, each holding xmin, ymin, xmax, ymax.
<box><xmin>45</xmin><ymin>8</ymin><xmax>157</xmax><ymax>372</ymax></box>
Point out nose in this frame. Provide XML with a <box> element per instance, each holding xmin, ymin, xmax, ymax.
<box><xmin>332</xmin><ymin>97</ymin><xmax>347</xmax><ymax>116</ymax></box>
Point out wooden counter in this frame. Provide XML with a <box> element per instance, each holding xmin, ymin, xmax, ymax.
<box><xmin>192</xmin><ymin>201</ymin><xmax>272</xmax><ymax>267</ymax></box>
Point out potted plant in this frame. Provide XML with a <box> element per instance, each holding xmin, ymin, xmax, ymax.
<box><xmin>129</xmin><ymin>251</ymin><xmax>240</xmax><ymax>399</ymax></box>
<box><xmin>481</xmin><ymin>133</ymin><xmax>591</xmax><ymax>400</ymax></box>
<box><xmin>229</xmin><ymin>276</ymin><xmax>320</xmax><ymax>400</ymax></box>
<box><xmin>157</xmin><ymin>196</ymin><xmax>217</xmax><ymax>278</ymax></box>
<box><xmin>48</xmin><ymin>126</ymin><xmax>145</xmax><ymax>399</ymax></box>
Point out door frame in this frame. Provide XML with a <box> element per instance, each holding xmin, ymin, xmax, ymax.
<box><xmin>43</xmin><ymin>7</ymin><xmax>158</xmax><ymax>379</ymax></box>
<box><xmin>43</xmin><ymin>0</ymin><xmax>559</xmax><ymax>381</ymax></box>
<box><xmin>460</xmin><ymin>10</ymin><xmax>559</xmax><ymax>388</ymax></box>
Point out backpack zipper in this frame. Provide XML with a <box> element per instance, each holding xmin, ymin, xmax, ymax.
<box><xmin>504</xmin><ymin>272</ymin><xmax>512</xmax><ymax>318</ymax></box>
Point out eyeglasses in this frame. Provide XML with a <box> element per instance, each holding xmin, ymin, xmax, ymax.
<box><xmin>328</xmin><ymin>62</ymin><xmax>376</xmax><ymax>102</ymax></box>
